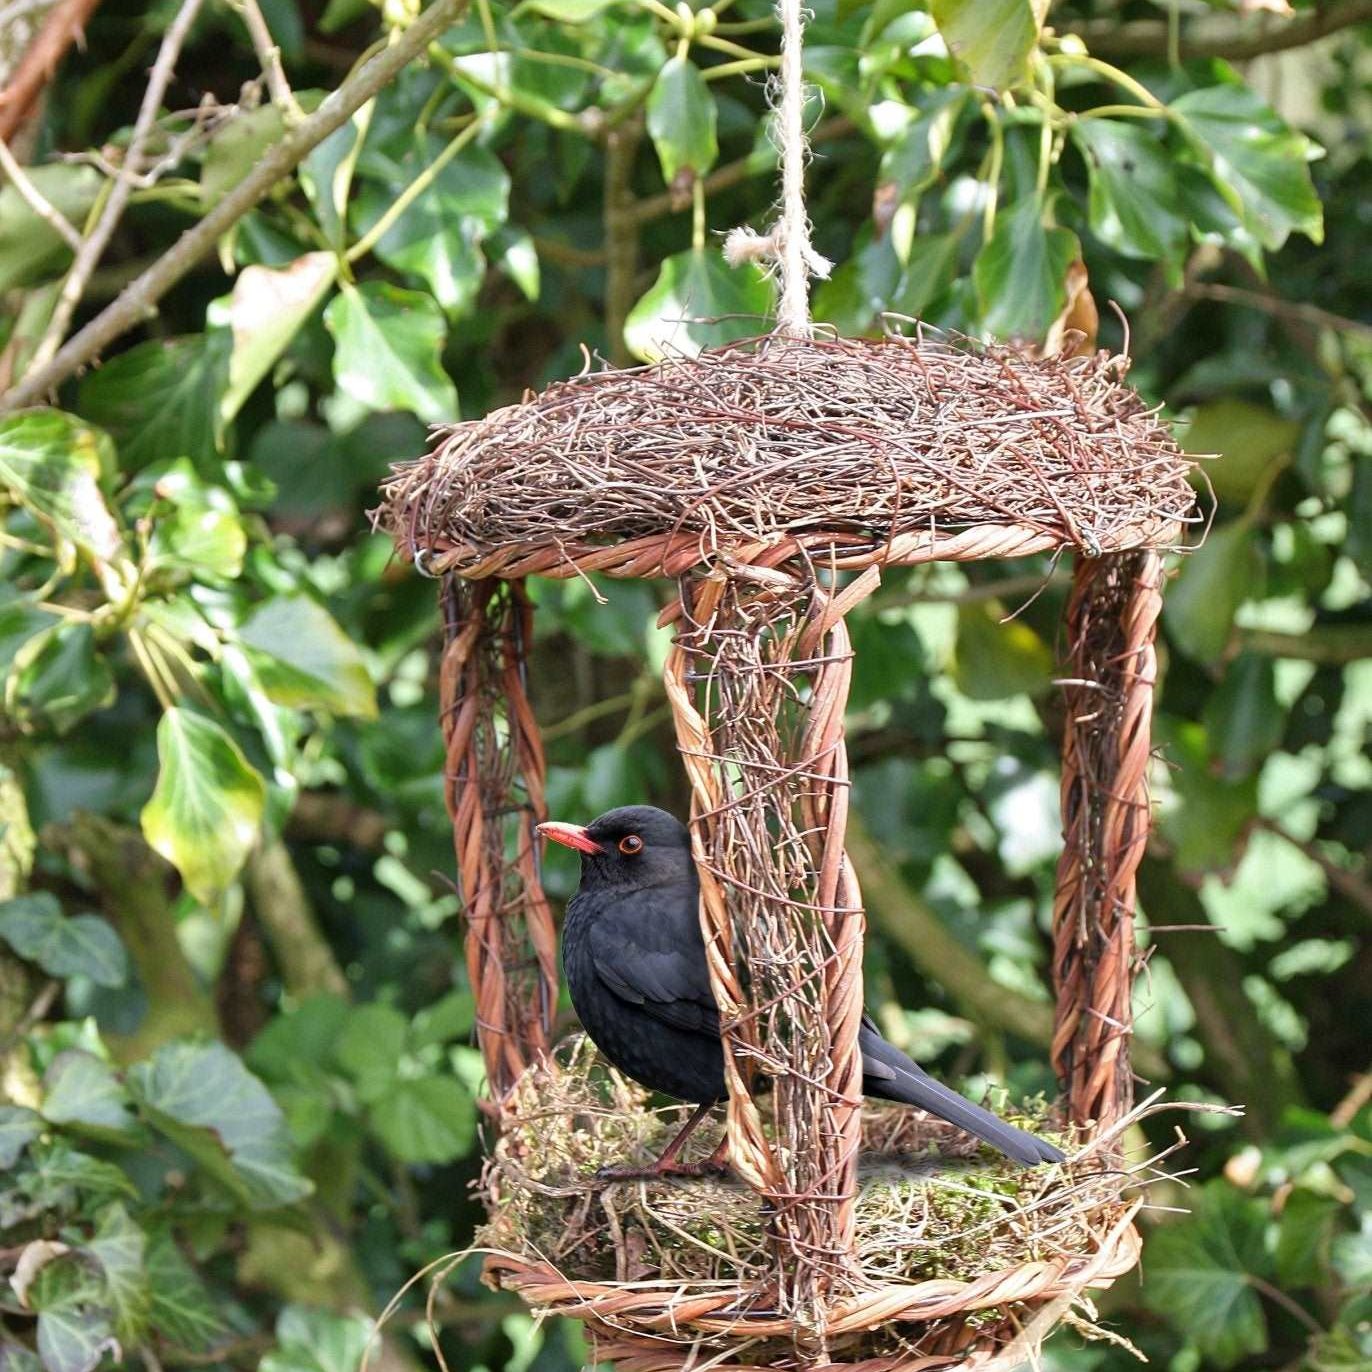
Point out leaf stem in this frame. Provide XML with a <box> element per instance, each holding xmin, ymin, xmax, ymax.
<box><xmin>345</xmin><ymin>115</ymin><xmax>483</xmax><ymax>265</ymax></box>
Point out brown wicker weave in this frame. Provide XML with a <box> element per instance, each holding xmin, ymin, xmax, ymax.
<box><xmin>375</xmin><ymin>330</ymin><xmax>1194</xmax><ymax>1370</ymax></box>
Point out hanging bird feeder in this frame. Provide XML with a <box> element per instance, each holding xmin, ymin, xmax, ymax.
<box><xmin>373</xmin><ymin>4</ymin><xmax>1197</xmax><ymax>1366</ymax></box>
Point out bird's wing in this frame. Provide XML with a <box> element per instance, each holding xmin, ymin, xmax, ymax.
<box><xmin>587</xmin><ymin>904</ymin><xmax>721</xmax><ymax>1038</ymax></box>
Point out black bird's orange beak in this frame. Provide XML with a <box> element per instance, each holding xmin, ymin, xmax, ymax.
<box><xmin>537</xmin><ymin>821</ymin><xmax>604</xmax><ymax>855</ymax></box>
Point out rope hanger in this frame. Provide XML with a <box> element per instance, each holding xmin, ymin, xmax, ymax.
<box><xmin>723</xmin><ymin>0</ymin><xmax>832</xmax><ymax>336</ymax></box>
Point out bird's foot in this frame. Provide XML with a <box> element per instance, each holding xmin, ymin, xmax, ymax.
<box><xmin>593</xmin><ymin>1157</ymin><xmax>730</xmax><ymax>1185</ymax></box>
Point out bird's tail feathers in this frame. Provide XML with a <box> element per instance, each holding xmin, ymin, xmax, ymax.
<box><xmin>862</xmin><ymin>1035</ymin><xmax>1064</xmax><ymax>1166</ymax></box>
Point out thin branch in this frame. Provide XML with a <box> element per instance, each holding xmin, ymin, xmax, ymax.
<box><xmin>0</xmin><ymin>0</ymin><xmax>470</xmax><ymax>412</ymax></box>
<box><xmin>30</xmin><ymin>0</ymin><xmax>209</xmax><ymax>373</ymax></box>
<box><xmin>234</xmin><ymin>0</ymin><xmax>302</xmax><ymax>123</ymax></box>
<box><xmin>0</xmin><ymin>0</ymin><xmax>103</xmax><ymax>142</ymax></box>
<box><xmin>0</xmin><ymin>136</ymin><xmax>82</xmax><ymax>249</ymax></box>
<box><xmin>1066</xmin><ymin>0</ymin><xmax>1372</xmax><ymax>62</ymax></box>
<box><xmin>1186</xmin><ymin>281</ymin><xmax>1372</xmax><ymax>344</ymax></box>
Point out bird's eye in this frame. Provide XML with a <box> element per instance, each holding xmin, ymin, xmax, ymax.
<box><xmin>618</xmin><ymin>834</ymin><xmax>643</xmax><ymax>855</ymax></box>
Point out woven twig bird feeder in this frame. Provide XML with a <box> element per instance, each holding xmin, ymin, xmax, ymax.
<box><xmin>374</xmin><ymin>325</ymin><xmax>1197</xmax><ymax>1370</ymax></box>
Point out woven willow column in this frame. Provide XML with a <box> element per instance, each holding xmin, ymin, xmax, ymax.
<box><xmin>439</xmin><ymin>575</ymin><xmax>559</xmax><ymax>1102</ymax></box>
<box><xmin>662</xmin><ymin>568</ymin><xmax>867</xmax><ymax>1342</ymax></box>
<box><xmin>1051</xmin><ymin>550</ymin><xmax>1163</xmax><ymax>1128</ymax></box>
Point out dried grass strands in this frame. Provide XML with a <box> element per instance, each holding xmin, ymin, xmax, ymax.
<box><xmin>376</xmin><ymin>335</ymin><xmax>1196</xmax><ymax>583</ymax></box>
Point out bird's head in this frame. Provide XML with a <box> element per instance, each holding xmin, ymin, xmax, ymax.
<box><xmin>538</xmin><ymin>805</ymin><xmax>694</xmax><ymax>890</ymax></box>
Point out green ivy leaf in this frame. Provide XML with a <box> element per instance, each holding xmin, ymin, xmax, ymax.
<box><xmin>300</xmin><ymin>104</ymin><xmax>372</xmax><ymax>249</ymax></box>
<box><xmin>878</xmin><ymin>90</ymin><xmax>967</xmax><ymax>204</ymax></box>
<box><xmin>42</xmin><ymin>1052</ymin><xmax>139</xmax><ymax>1142</ymax></box>
<box><xmin>0</xmin><ymin>594</ymin><xmax>58</xmax><ymax>678</ymax></box>
<box><xmin>323</xmin><ymin>282</ymin><xmax>458</xmax><ymax>423</ymax></box>
<box><xmin>23</xmin><ymin>1140</ymin><xmax>138</xmax><ymax>1205</ymax></box>
<box><xmin>0</xmin><ymin>1105</ymin><xmax>43</xmax><ymax>1168</ymax></box>
<box><xmin>14</xmin><ymin>624</ymin><xmax>115</xmax><ymax>736</ymax></box>
<box><xmin>1182</xmin><ymin>398</ymin><xmax>1299</xmax><ymax>504</ymax></box>
<box><xmin>0</xmin><ymin>1344</ymin><xmax>42</xmax><ymax>1372</ymax></box>
<box><xmin>143</xmin><ymin>1229</ymin><xmax>227</xmax><ymax>1354</ymax></box>
<box><xmin>145</xmin><ymin>461</ymin><xmax>247</xmax><ymax>583</ymax></box>
<box><xmin>1273</xmin><ymin>1189</ymin><xmax>1340</xmax><ymax>1288</ymax></box>
<box><xmin>952</xmin><ymin>602</ymin><xmax>1054</xmax><ymax>700</ymax></box>
<box><xmin>973</xmin><ymin>197</ymin><xmax>1079</xmax><ymax>342</ymax></box>
<box><xmin>1071</xmin><ymin>118</ymin><xmax>1188</xmax><ymax>264</ymax></box>
<box><xmin>140</xmin><ymin>708</ymin><xmax>266</xmax><ymax>905</ymax></box>
<box><xmin>247</xmin><ymin>994</ymin><xmax>351</xmax><ymax>1078</ymax></box>
<box><xmin>216</xmin><ymin>253</ymin><xmax>338</xmax><ymax>424</ymax></box>
<box><xmin>930</xmin><ymin>0</ymin><xmax>1047</xmax><ymax>90</ymax></box>
<box><xmin>78</xmin><ymin>335</ymin><xmax>231</xmax><ymax>475</ymax></box>
<box><xmin>128</xmin><ymin>1041</ymin><xmax>312</xmax><ymax>1209</ymax></box>
<box><xmin>515</xmin><ymin>0</ymin><xmax>615</xmax><ymax>21</ymax></box>
<box><xmin>1172</xmin><ymin>84</ymin><xmax>1324</xmax><ymax>251</ymax></box>
<box><xmin>0</xmin><ymin>165</ymin><xmax>100</xmax><ymax>293</ymax></box>
<box><xmin>646</xmin><ymin>57</ymin><xmax>718</xmax><ymax>185</ymax></box>
<box><xmin>237</xmin><ymin>596</ymin><xmax>377</xmax><ymax>720</ymax></box>
<box><xmin>260</xmin><ymin>1307</ymin><xmax>374</xmax><ymax>1372</ymax></box>
<box><xmin>1143</xmin><ymin>1181</ymin><xmax>1271</xmax><ymax>1368</ymax></box>
<box><xmin>356</xmin><ymin>142</ymin><xmax>509</xmax><ymax>318</ymax></box>
<box><xmin>85</xmin><ymin>1206</ymin><xmax>149</xmax><ymax>1344</ymax></box>
<box><xmin>1202</xmin><ymin>653</ymin><xmax>1286</xmax><ymax>781</ymax></box>
<box><xmin>0</xmin><ymin>411</ymin><xmax>125</xmax><ymax>572</ymax></box>
<box><xmin>27</xmin><ymin>1254</ymin><xmax>115</xmax><ymax>1372</ymax></box>
<box><xmin>892</xmin><ymin>231</ymin><xmax>962</xmax><ymax>319</ymax></box>
<box><xmin>0</xmin><ymin>894</ymin><xmax>127</xmax><ymax>987</ymax></box>
<box><xmin>1164</xmin><ymin>522</ymin><xmax>1259</xmax><ymax>664</ymax></box>
<box><xmin>1333</xmin><ymin>1218</ymin><xmax>1372</xmax><ymax>1288</ymax></box>
<box><xmin>624</xmin><ymin>250</ymin><xmax>773</xmax><ymax>362</ymax></box>
<box><xmin>201</xmin><ymin>106</ymin><xmax>284</xmax><ymax>208</ymax></box>
<box><xmin>368</xmin><ymin>1076</ymin><xmax>475</xmax><ymax>1164</ymax></box>
<box><xmin>334</xmin><ymin>1003</ymin><xmax>409</xmax><ymax>1103</ymax></box>
<box><xmin>1156</xmin><ymin>718</ymin><xmax>1259</xmax><ymax>877</ymax></box>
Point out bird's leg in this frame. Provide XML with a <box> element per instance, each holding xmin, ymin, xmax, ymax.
<box><xmin>594</xmin><ymin>1100</ymin><xmax>729</xmax><ymax>1182</ymax></box>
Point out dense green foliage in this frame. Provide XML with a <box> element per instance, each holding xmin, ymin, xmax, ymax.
<box><xmin>1</xmin><ymin>3</ymin><xmax>1369</xmax><ymax>1371</ymax></box>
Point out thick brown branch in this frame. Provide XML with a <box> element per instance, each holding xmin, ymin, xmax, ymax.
<box><xmin>0</xmin><ymin>0</ymin><xmax>102</xmax><ymax>142</ymax></box>
<box><xmin>0</xmin><ymin>0</ymin><xmax>468</xmax><ymax>412</ymax></box>
<box><xmin>1068</xmin><ymin>0</ymin><xmax>1372</xmax><ymax>62</ymax></box>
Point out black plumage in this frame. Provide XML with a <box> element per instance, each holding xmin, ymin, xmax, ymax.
<box><xmin>541</xmin><ymin>805</ymin><xmax>1064</xmax><ymax>1173</ymax></box>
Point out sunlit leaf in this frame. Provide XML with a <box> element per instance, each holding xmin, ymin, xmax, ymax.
<box><xmin>237</xmin><ymin>595</ymin><xmax>377</xmax><ymax>719</ymax></box>
<box><xmin>128</xmin><ymin>1041</ymin><xmax>312</xmax><ymax>1209</ymax></box>
<box><xmin>1182</xmin><ymin>398</ymin><xmax>1299</xmax><ymax>503</ymax></box>
<box><xmin>14</xmin><ymin>624</ymin><xmax>115</xmax><ymax>735</ymax></box>
<box><xmin>647</xmin><ymin>57</ymin><xmax>718</xmax><ymax>185</ymax></box>
<box><xmin>0</xmin><ymin>410</ymin><xmax>124</xmax><ymax>571</ymax></box>
<box><xmin>1172</xmin><ymin>84</ymin><xmax>1323</xmax><ymax>251</ymax></box>
<box><xmin>260</xmin><ymin>1308</ymin><xmax>373</xmax><ymax>1372</ymax></box>
<box><xmin>324</xmin><ymin>281</ymin><xmax>458</xmax><ymax>423</ymax></box>
<box><xmin>930</xmin><ymin>0</ymin><xmax>1047</xmax><ymax>90</ymax></box>
<box><xmin>27</xmin><ymin>1255</ymin><xmax>115</xmax><ymax>1372</ymax></box>
<box><xmin>952</xmin><ymin>603</ymin><xmax>1054</xmax><ymax>700</ymax></box>
<box><xmin>217</xmin><ymin>253</ymin><xmax>338</xmax><ymax>424</ymax></box>
<box><xmin>1202</xmin><ymin>653</ymin><xmax>1286</xmax><ymax>780</ymax></box>
<box><xmin>140</xmin><ymin>709</ymin><xmax>266</xmax><ymax>904</ymax></box>
<box><xmin>624</xmin><ymin>250</ymin><xmax>773</xmax><ymax>362</ymax></box>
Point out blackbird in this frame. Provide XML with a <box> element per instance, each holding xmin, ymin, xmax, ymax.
<box><xmin>540</xmin><ymin>805</ymin><xmax>1064</xmax><ymax>1178</ymax></box>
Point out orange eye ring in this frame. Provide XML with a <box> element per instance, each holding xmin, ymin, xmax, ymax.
<box><xmin>618</xmin><ymin>835</ymin><xmax>643</xmax><ymax>855</ymax></box>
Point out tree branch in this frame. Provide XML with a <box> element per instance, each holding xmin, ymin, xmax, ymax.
<box><xmin>1067</xmin><ymin>0</ymin><xmax>1372</xmax><ymax>63</ymax></box>
<box><xmin>0</xmin><ymin>0</ymin><xmax>102</xmax><ymax>143</ymax></box>
<box><xmin>234</xmin><ymin>0</ymin><xmax>302</xmax><ymax>123</ymax></box>
<box><xmin>31</xmin><ymin>0</ymin><xmax>209</xmax><ymax>372</ymax></box>
<box><xmin>1186</xmin><ymin>281</ymin><xmax>1372</xmax><ymax>344</ymax></box>
<box><xmin>244</xmin><ymin>839</ymin><xmax>350</xmax><ymax>998</ymax></box>
<box><xmin>0</xmin><ymin>0</ymin><xmax>469</xmax><ymax>412</ymax></box>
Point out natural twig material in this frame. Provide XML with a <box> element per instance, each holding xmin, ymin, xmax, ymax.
<box><xmin>30</xmin><ymin>0</ymin><xmax>208</xmax><ymax>372</ymax></box>
<box><xmin>0</xmin><ymin>0</ymin><xmax>102</xmax><ymax>142</ymax></box>
<box><xmin>379</xmin><ymin>332</ymin><xmax>1196</xmax><ymax>581</ymax></box>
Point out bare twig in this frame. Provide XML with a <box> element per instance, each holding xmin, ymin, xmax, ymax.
<box><xmin>0</xmin><ymin>0</ymin><xmax>470</xmax><ymax>411</ymax></box>
<box><xmin>1186</xmin><ymin>281</ymin><xmax>1372</xmax><ymax>344</ymax></box>
<box><xmin>0</xmin><ymin>0</ymin><xmax>102</xmax><ymax>142</ymax></box>
<box><xmin>0</xmin><ymin>135</ymin><xmax>81</xmax><ymax>249</ymax></box>
<box><xmin>1066</xmin><ymin>0</ymin><xmax>1372</xmax><ymax>62</ymax></box>
<box><xmin>30</xmin><ymin>0</ymin><xmax>209</xmax><ymax>372</ymax></box>
<box><xmin>233</xmin><ymin>0</ymin><xmax>302</xmax><ymax>123</ymax></box>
